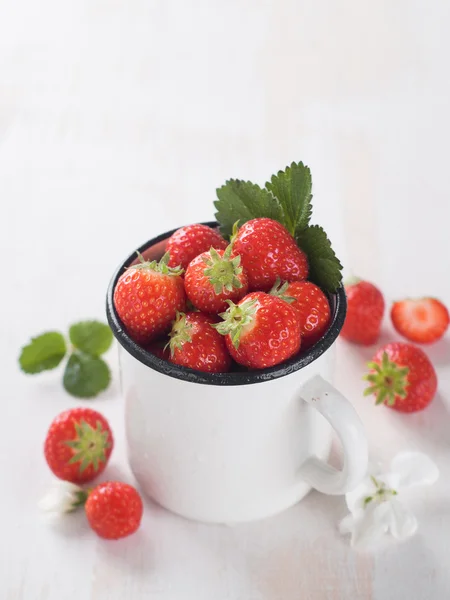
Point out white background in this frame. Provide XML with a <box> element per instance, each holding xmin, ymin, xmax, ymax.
<box><xmin>1</xmin><ymin>1</ymin><xmax>450</xmax><ymax>598</ymax></box>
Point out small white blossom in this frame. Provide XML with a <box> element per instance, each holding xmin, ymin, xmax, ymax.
<box><xmin>39</xmin><ymin>481</ymin><xmax>86</xmax><ymax>515</ymax></box>
<box><xmin>339</xmin><ymin>451</ymin><xmax>439</xmax><ymax>548</ymax></box>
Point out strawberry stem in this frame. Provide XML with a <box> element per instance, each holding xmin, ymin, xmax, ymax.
<box><xmin>64</xmin><ymin>420</ymin><xmax>112</xmax><ymax>473</ymax></box>
<box><xmin>363</xmin><ymin>352</ymin><xmax>410</xmax><ymax>406</ymax></box>
<box><xmin>343</xmin><ymin>275</ymin><xmax>362</xmax><ymax>287</ymax></box>
<box><xmin>269</xmin><ymin>278</ymin><xmax>296</xmax><ymax>304</ymax></box>
<box><xmin>167</xmin><ymin>312</ymin><xmax>193</xmax><ymax>356</ymax></box>
<box><xmin>133</xmin><ymin>251</ymin><xmax>184</xmax><ymax>276</ymax></box>
<box><xmin>202</xmin><ymin>245</ymin><xmax>243</xmax><ymax>295</ymax></box>
<box><xmin>213</xmin><ymin>297</ymin><xmax>259</xmax><ymax>349</ymax></box>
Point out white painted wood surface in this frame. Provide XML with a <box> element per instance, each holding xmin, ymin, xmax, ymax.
<box><xmin>1</xmin><ymin>1</ymin><xmax>450</xmax><ymax>598</ymax></box>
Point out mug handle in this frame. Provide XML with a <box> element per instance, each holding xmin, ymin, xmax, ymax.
<box><xmin>297</xmin><ymin>375</ymin><xmax>368</xmax><ymax>495</ymax></box>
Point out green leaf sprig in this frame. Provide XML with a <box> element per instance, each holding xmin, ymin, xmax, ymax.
<box><xmin>214</xmin><ymin>161</ymin><xmax>343</xmax><ymax>292</ymax></box>
<box><xmin>19</xmin><ymin>320</ymin><xmax>113</xmax><ymax>398</ymax></box>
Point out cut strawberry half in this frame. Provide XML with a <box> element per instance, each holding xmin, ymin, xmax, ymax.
<box><xmin>391</xmin><ymin>298</ymin><xmax>449</xmax><ymax>344</ymax></box>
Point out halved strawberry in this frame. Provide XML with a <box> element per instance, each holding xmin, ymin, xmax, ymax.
<box><xmin>391</xmin><ymin>298</ymin><xmax>449</xmax><ymax>344</ymax></box>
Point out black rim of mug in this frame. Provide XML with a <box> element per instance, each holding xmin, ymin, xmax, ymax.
<box><xmin>106</xmin><ymin>222</ymin><xmax>347</xmax><ymax>386</ymax></box>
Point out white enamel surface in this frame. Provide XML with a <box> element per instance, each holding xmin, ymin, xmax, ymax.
<box><xmin>122</xmin><ymin>348</ymin><xmax>345</xmax><ymax>523</ymax></box>
<box><xmin>298</xmin><ymin>375</ymin><xmax>368</xmax><ymax>495</ymax></box>
<box><xmin>3</xmin><ymin>0</ymin><xmax>450</xmax><ymax>597</ymax></box>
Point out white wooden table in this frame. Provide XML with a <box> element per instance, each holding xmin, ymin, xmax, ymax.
<box><xmin>1</xmin><ymin>1</ymin><xmax>450</xmax><ymax>598</ymax></box>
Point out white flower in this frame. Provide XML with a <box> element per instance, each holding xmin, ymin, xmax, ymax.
<box><xmin>39</xmin><ymin>481</ymin><xmax>87</xmax><ymax>515</ymax></box>
<box><xmin>339</xmin><ymin>451</ymin><xmax>439</xmax><ymax>548</ymax></box>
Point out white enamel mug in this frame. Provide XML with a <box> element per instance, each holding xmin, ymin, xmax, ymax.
<box><xmin>107</xmin><ymin>222</ymin><xmax>368</xmax><ymax>524</ymax></box>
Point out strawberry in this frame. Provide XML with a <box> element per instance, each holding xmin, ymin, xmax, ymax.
<box><xmin>44</xmin><ymin>408</ymin><xmax>113</xmax><ymax>483</ymax></box>
<box><xmin>340</xmin><ymin>279</ymin><xmax>385</xmax><ymax>345</ymax></box>
<box><xmin>231</xmin><ymin>218</ymin><xmax>308</xmax><ymax>291</ymax></box>
<box><xmin>270</xmin><ymin>279</ymin><xmax>331</xmax><ymax>348</ymax></box>
<box><xmin>214</xmin><ymin>292</ymin><xmax>302</xmax><ymax>369</ymax></box>
<box><xmin>166</xmin><ymin>224</ymin><xmax>227</xmax><ymax>270</ymax></box>
<box><xmin>168</xmin><ymin>312</ymin><xmax>231</xmax><ymax>373</ymax></box>
<box><xmin>113</xmin><ymin>252</ymin><xmax>186</xmax><ymax>344</ymax></box>
<box><xmin>85</xmin><ymin>481</ymin><xmax>143</xmax><ymax>540</ymax></box>
<box><xmin>364</xmin><ymin>342</ymin><xmax>437</xmax><ymax>413</ymax></box>
<box><xmin>391</xmin><ymin>297</ymin><xmax>449</xmax><ymax>344</ymax></box>
<box><xmin>184</xmin><ymin>245</ymin><xmax>248</xmax><ymax>313</ymax></box>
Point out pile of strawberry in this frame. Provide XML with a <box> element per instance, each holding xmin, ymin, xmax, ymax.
<box><xmin>341</xmin><ymin>278</ymin><xmax>449</xmax><ymax>413</ymax></box>
<box><xmin>113</xmin><ymin>219</ymin><xmax>333</xmax><ymax>372</ymax></box>
<box><xmin>41</xmin><ymin>407</ymin><xmax>143</xmax><ymax>540</ymax></box>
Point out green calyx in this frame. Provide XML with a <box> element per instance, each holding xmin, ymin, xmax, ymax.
<box><xmin>213</xmin><ymin>297</ymin><xmax>259</xmax><ymax>349</ymax></box>
<box><xmin>344</xmin><ymin>275</ymin><xmax>362</xmax><ymax>288</ymax></box>
<box><xmin>134</xmin><ymin>251</ymin><xmax>184</xmax><ymax>276</ymax></box>
<box><xmin>70</xmin><ymin>489</ymin><xmax>90</xmax><ymax>511</ymax></box>
<box><xmin>269</xmin><ymin>278</ymin><xmax>296</xmax><ymax>304</ymax></box>
<box><xmin>65</xmin><ymin>419</ymin><xmax>112</xmax><ymax>473</ymax></box>
<box><xmin>202</xmin><ymin>245</ymin><xmax>243</xmax><ymax>295</ymax></box>
<box><xmin>363</xmin><ymin>351</ymin><xmax>410</xmax><ymax>406</ymax></box>
<box><xmin>229</xmin><ymin>220</ymin><xmax>240</xmax><ymax>246</ymax></box>
<box><xmin>363</xmin><ymin>475</ymin><xmax>398</xmax><ymax>507</ymax></box>
<box><xmin>167</xmin><ymin>312</ymin><xmax>193</xmax><ymax>356</ymax></box>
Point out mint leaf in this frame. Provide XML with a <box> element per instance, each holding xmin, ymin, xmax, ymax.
<box><xmin>19</xmin><ymin>332</ymin><xmax>66</xmax><ymax>374</ymax></box>
<box><xmin>69</xmin><ymin>321</ymin><xmax>113</xmax><ymax>356</ymax></box>
<box><xmin>214</xmin><ymin>180</ymin><xmax>283</xmax><ymax>237</ymax></box>
<box><xmin>266</xmin><ymin>161</ymin><xmax>312</xmax><ymax>236</ymax></box>
<box><xmin>296</xmin><ymin>225</ymin><xmax>343</xmax><ymax>292</ymax></box>
<box><xmin>63</xmin><ymin>352</ymin><xmax>111</xmax><ymax>398</ymax></box>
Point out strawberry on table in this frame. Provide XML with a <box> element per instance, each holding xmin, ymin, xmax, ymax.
<box><xmin>184</xmin><ymin>245</ymin><xmax>248</xmax><ymax>313</ymax></box>
<box><xmin>391</xmin><ymin>297</ymin><xmax>449</xmax><ymax>344</ymax></box>
<box><xmin>214</xmin><ymin>292</ymin><xmax>302</xmax><ymax>369</ymax></box>
<box><xmin>113</xmin><ymin>252</ymin><xmax>186</xmax><ymax>344</ymax></box>
<box><xmin>340</xmin><ymin>278</ymin><xmax>385</xmax><ymax>345</ymax></box>
<box><xmin>166</xmin><ymin>223</ymin><xmax>227</xmax><ymax>270</ymax></box>
<box><xmin>85</xmin><ymin>481</ymin><xmax>143</xmax><ymax>540</ymax></box>
<box><xmin>231</xmin><ymin>218</ymin><xmax>309</xmax><ymax>291</ymax></box>
<box><xmin>44</xmin><ymin>408</ymin><xmax>114</xmax><ymax>483</ymax></box>
<box><xmin>270</xmin><ymin>279</ymin><xmax>331</xmax><ymax>349</ymax></box>
<box><xmin>364</xmin><ymin>342</ymin><xmax>437</xmax><ymax>413</ymax></box>
<box><xmin>168</xmin><ymin>312</ymin><xmax>231</xmax><ymax>373</ymax></box>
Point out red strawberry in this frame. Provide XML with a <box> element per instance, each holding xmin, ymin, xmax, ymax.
<box><xmin>184</xmin><ymin>245</ymin><xmax>249</xmax><ymax>313</ymax></box>
<box><xmin>166</xmin><ymin>224</ymin><xmax>227</xmax><ymax>270</ymax></box>
<box><xmin>44</xmin><ymin>408</ymin><xmax>113</xmax><ymax>484</ymax></box>
<box><xmin>168</xmin><ymin>312</ymin><xmax>231</xmax><ymax>373</ymax></box>
<box><xmin>85</xmin><ymin>481</ymin><xmax>143</xmax><ymax>540</ymax></box>
<box><xmin>270</xmin><ymin>279</ymin><xmax>331</xmax><ymax>348</ymax></box>
<box><xmin>364</xmin><ymin>342</ymin><xmax>437</xmax><ymax>413</ymax></box>
<box><xmin>214</xmin><ymin>292</ymin><xmax>301</xmax><ymax>369</ymax></box>
<box><xmin>340</xmin><ymin>279</ymin><xmax>385</xmax><ymax>345</ymax></box>
<box><xmin>391</xmin><ymin>297</ymin><xmax>449</xmax><ymax>344</ymax></box>
<box><xmin>114</xmin><ymin>252</ymin><xmax>186</xmax><ymax>344</ymax></box>
<box><xmin>232</xmin><ymin>218</ymin><xmax>308</xmax><ymax>291</ymax></box>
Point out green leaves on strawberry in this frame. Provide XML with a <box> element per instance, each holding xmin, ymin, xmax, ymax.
<box><xmin>296</xmin><ymin>225</ymin><xmax>343</xmax><ymax>293</ymax></box>
<box><xmin>214</xmin><ymin>161</ymin><xmax>343</xmax><ymax>292</ymax></box>
<box><xmin>215</xmin><ymin>180</ymin><xmax>283</xmax><ymax>238</ymax></box>
<box><xmin>265</xmin><ymin>162</ymin><xmax>312</xmax><ymax>238</ymax></box>
<box><xmin>19</xmin><ymin>320</ymin><xmax>113</xmax><ymax>398</ymax></box>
